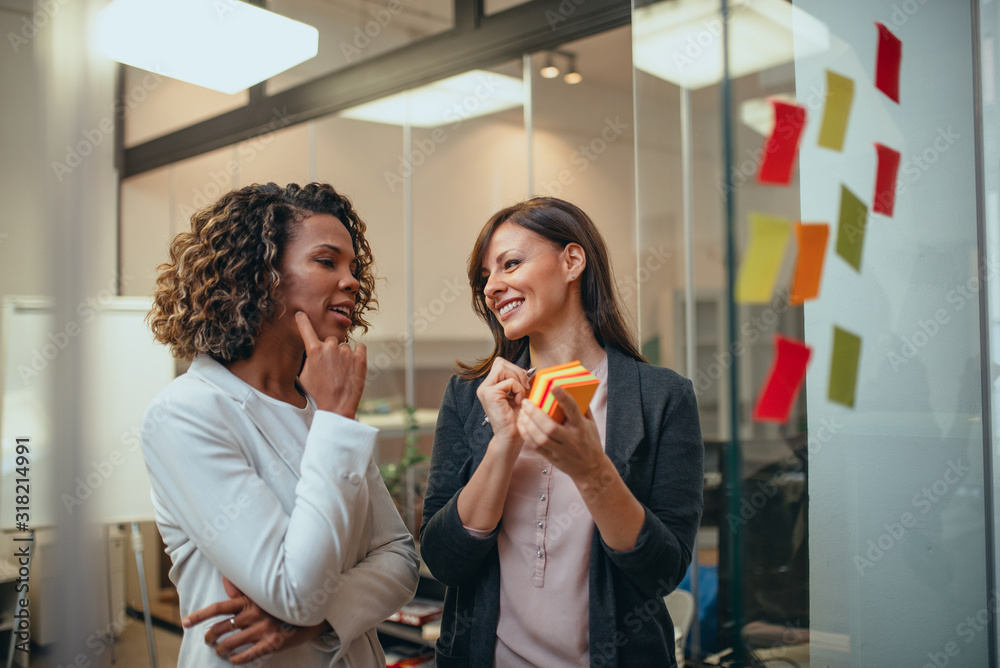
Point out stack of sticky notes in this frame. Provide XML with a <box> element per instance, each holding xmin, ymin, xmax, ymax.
<box><xmin>527</xmin><ymin>361</ymin><xmax>600</xmax><ymax>423</ymax></box>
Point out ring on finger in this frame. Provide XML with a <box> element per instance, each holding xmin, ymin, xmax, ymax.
<box><xmin>228</xmin><ymin>616</ymin><xmax>238</xmax><ymax>633</ymax></box>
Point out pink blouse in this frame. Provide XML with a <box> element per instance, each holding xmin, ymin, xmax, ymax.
<box><xmin>466</xmin><ymin>356</ymin><xmax>609</xmax><ymax>667</ymax></box>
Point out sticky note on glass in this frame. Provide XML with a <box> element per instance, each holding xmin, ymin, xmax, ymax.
<box><xmin>758</xmin><ymin>100</ymin><xmax>807</xmax><ymax>185</ymax></box>
<box><xmin>829</xmin><ymin>326</ymin><xmax>862</xmax><ymax>408</ymax></box>
<box><xmin>873</xmin><ymin>143</ymin><xmax>901</xmax><ymax>216</ymax></box>
<box><xmin>817</xmin><ymin>71</ymin><xmax>854</xmax><ymax>151</ymax></box>
<box><xmin>835</xmin><ymin>185</ymin><xmax>868</xmax><ymax>272</ymax></box>
<box><xmin>528</xmin><ymin>361</ymin><xmax>599</xmax><ymax>423</ymax></box>
<box><xmin>790</xmin><ymin>222</ymin><xmax>830</xmax><ymax>304</ymax></box>
<box><xmin>735</xmin><ymin>213</ymin><xmax>791</xmax><ymax>304</ymax></box>
<box><xmin>753</xmin><ymin>335</ymin><xmax>812</xmax><ymax>423</ymax></box>
<box><xmin>875</xmin><ymin>22</ymin><xmax>902</xmax><ymax>103</ymax></box>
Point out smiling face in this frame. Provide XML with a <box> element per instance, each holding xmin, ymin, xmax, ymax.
<box><xmin>481</xmin><ymin>221</ymin><xmax>581</xmax><ymax>342</ymax></box>
<box><xmin>273</xmin><ymin>213</ymin><xmax>360</xmax><ymax>344</ymax></box>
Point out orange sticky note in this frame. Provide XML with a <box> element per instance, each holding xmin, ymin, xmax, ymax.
<box><xmin>528</xmin><ymin>361</ymin><xmax>599</xmax><ymax>423</ymax></box>
<box><xmin>790</xmin><ymin>223</ymin><xmax>830</xmax><ymax>304</ymax></box>
<box><xmin>753</xmin><ymin>335</ymin><xmax>812</xmax><ymax>423</ymax></box>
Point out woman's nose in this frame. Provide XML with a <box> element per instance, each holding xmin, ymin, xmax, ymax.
<box><xmin>342</xmin><ymin>272</ymin><xmax>360</xmax><ymax>294</ymax></box>
<box><xmin>483</xmin><ymin>272</ymin><xmax>502</xmax><ymax>299</ymax></box>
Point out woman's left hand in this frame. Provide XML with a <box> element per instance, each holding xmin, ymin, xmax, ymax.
<box><xmin>183</xmin><ymin>577</ymin><xmax>330</xmax><ymax>664</ymax></box>
<box><xmin>517</xmin><ymin>386</ymin><xmax>608</xmax><ymax>484</ymax></box>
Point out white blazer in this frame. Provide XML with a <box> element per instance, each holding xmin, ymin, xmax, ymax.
<box><xmin>141</xmin><ymin>355</ymin><xmax>419</xmax><ymax>667</ymax></box>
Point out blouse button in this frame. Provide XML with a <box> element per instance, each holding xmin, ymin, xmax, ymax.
<box><xmin>536</xmin><ymin>549</ymin><xmax>543</xmax><ymax>558</ymax></box>
<box><xmin>541</xmin><ymin>468</ymin><xmax>548</xmax><ymax>474</ymax></box>
<box><xmin>537</xmin><ymin>521</ymin><xmax>543</xmax><ymax>528</ymax></box>
<box><xmin>539</xmin><ymin>493</ymin><xmax>546</xmax><ymax>501</ymax></box>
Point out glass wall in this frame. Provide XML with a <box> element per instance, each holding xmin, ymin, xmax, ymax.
<box><xmin>633</xmin><ymin>0</ymin><xmax>994</xmax><ymax>665</ymax></box>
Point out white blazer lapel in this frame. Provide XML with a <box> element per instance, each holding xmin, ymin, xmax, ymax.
<box><xmin>187</xmin><ymin>355</ymin><xmax>305</xmax><ymax>478</ymax></box>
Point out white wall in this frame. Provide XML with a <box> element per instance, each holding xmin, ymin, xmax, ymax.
<box><xmin>796</xmin><ymin>1</ymin><xmax>988</xmax><ymax>665</ymax></box>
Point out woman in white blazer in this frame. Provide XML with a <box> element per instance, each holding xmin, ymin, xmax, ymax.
<box><xmin>141</xmin><ymin>182</ymin><xmax>419</xmax><ymax>666</ymax></box>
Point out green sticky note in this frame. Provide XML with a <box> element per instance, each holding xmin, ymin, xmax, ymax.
<box><xmin>818</xmin><ymin>71</ymin><xmax>854</xmax><ymax>151</ymax></box>
<box><xmin>735</xmin><ymin>212</ymin><xmax>792</xmax><ymax>304</ymax></box>
<box><xmin>829</xmin><ymin>326</ymin><xmax>861</xmax><ymax>407</ymax></box>
<box><xmin>835</xmin><ymin>185</ymin><xmax>868</xmax><ymax>272</ymax></box>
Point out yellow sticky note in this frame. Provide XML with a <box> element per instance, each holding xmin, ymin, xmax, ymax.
<box><xmin>735</xmin><ymin>213</ymin><xmax>791</xmax><ymax>304</ymax></box>
<box><xmin>818</xmin><ymin>71</ymin><xmax>854</xmax><ymax>152</ymax></box>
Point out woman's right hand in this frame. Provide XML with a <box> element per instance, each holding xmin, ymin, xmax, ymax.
<box><xmin>295</xmin><ymin>311</ymin><xmax>367</xmax><ymax>418</ymax></box>
<box><xmin>476</xmin><ymin>358</ymin><xmax>531</xmax><ymax>448</ymax></box>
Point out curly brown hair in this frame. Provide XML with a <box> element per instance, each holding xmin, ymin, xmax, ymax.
<box><xmin>148</xmin><ymin>182</ymin><xmax>377</xmax><ymax>362</ymax></box>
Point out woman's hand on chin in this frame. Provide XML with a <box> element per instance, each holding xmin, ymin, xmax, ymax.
<box><xmin>517</xmin><ymin>386</ymin><xmax>608</xmax><ymax>485</ymax></box>
<box><xmin>477</xmin><ymin>357</ymin><xmax>531</xmax><ymax>452</ymax></box>
<box><xmin>295</xmin><ymin>311</ymin><xmax>367</xmax><ymax>418</ymax></box>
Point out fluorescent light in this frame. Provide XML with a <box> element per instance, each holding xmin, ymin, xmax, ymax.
<box><xmin>94</xmin><ymin>0</ymin><xmax>318</xmax><ymax>94</ymax></box>
<box><xmin>340</xmin><ymin>70</ymin><xmax>525</xmax><ymax>128</ymax></box>
<box><xmin>633</xmin><ymin>0</ymin><xmax>828</xmax><ymax>89</ymax></box>
<box><xmin>740</xmin><ymin>93</ymin><xmax>797</xmax><ymax>135</ymax></box>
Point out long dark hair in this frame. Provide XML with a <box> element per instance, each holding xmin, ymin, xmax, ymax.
<box><xmin>458</xmin><ymin>197</ymin><xmax>644</xmax><ymax>378</ymax></box>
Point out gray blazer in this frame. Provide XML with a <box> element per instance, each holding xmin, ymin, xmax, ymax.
<box><xmin>420</xmin><ymin>346</ymin><xmax>704</xmax><ymax>667</ymax></box>
<box><xmin>142</xmin><ymin>355</ymin><xmax>419</xmax><ymax>667</ymax></box>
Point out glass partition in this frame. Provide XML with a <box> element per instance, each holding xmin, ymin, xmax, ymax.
<box><xmin>632</xmin><ymin>0</ymin><xmax>993</xmax><ymax>665</ymax></box>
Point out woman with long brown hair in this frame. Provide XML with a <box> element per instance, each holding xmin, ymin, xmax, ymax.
<box><xmin>142</xmin><ymin>182</ymin><xmax>418</xmax><ymax>666</ymax></box>
<box><xmin>420</xmin><ymin>197</ymin><xmax>704</xmax><ymax>667</ymax></box>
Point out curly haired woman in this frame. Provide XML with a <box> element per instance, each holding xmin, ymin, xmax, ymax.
<box><xmin>141</xmin><ymin>182</ymin><xmax>419</xmax><ymax>667</ymax></box>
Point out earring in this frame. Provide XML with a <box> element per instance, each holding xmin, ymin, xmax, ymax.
<box><xmin>570</xmin><ymin>274</ymin><xmax>576</xmax><ymax>280</ymax></box>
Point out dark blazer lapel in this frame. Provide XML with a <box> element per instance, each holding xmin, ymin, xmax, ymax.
<box><xmin>604</xmin><ymin>347</ymin><xmax>645</xmax><ymax>477</ymax></box>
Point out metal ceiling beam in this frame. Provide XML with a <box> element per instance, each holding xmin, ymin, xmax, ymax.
<box><xmin>122</xmin><ymin>0</ymin><xmax>629</xmax><ymax>177</ymax></box>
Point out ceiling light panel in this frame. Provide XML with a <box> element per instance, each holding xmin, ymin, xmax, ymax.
<box><xmin>94</xmin><ymin>0</ymin><xmax>319</xmax><ymax>95</ymax></box>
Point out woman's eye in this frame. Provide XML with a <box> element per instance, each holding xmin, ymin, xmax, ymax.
<box><xmin>317</xmin><ymin>258</ymin><xmax>334</xmax><ymax>268</ymax></box>
<box><xmin>504</xmin><ymin>259</ymin><xmax>520</xmax><ymax>270</ymax></box>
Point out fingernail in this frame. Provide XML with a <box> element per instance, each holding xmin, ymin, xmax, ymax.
<box><xmin>182</xmin><ymin>617</ymin><xmax>192</xmax><ymax>628</ymax></box>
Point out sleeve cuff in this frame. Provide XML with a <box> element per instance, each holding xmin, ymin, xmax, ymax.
<box><xmin>302</xmin><ymin>410</ymin><xmax>378</xmax><ymax>478</ymax></box>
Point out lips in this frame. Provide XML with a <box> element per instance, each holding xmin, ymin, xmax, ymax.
<box><xmin>496</xmin><ymin>299</ymin><xmax>523</xmax><ymax>321</ymax></box>
<box><xmin>327</xmin><ymin>303</ymin><xmax>353</xmax><ymax>327</ymax></box>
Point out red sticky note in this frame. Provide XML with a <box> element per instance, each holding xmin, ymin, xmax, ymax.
<box><xmin>875</xmin><ymin>23</ymin><xmax>902</xmax><ymax>103</ymax></box>
<box><xmin>758</xmin><ymin>100</ymin><xmax>807</xmax><ymax>185</ymax></box>
<box><xmin>753</xmin><ymin>335</ymin><xmax>812</xmax><ymax>423</ymax></box>
<box><xmin>790</xmin><ymin>222</ymin><xmax>830</xmax><ymax>305</ymax></box>
<box><xmin>873</xmin><ymin>143</ymin><xmax>901</xmax><ymax>216</ymax></box>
